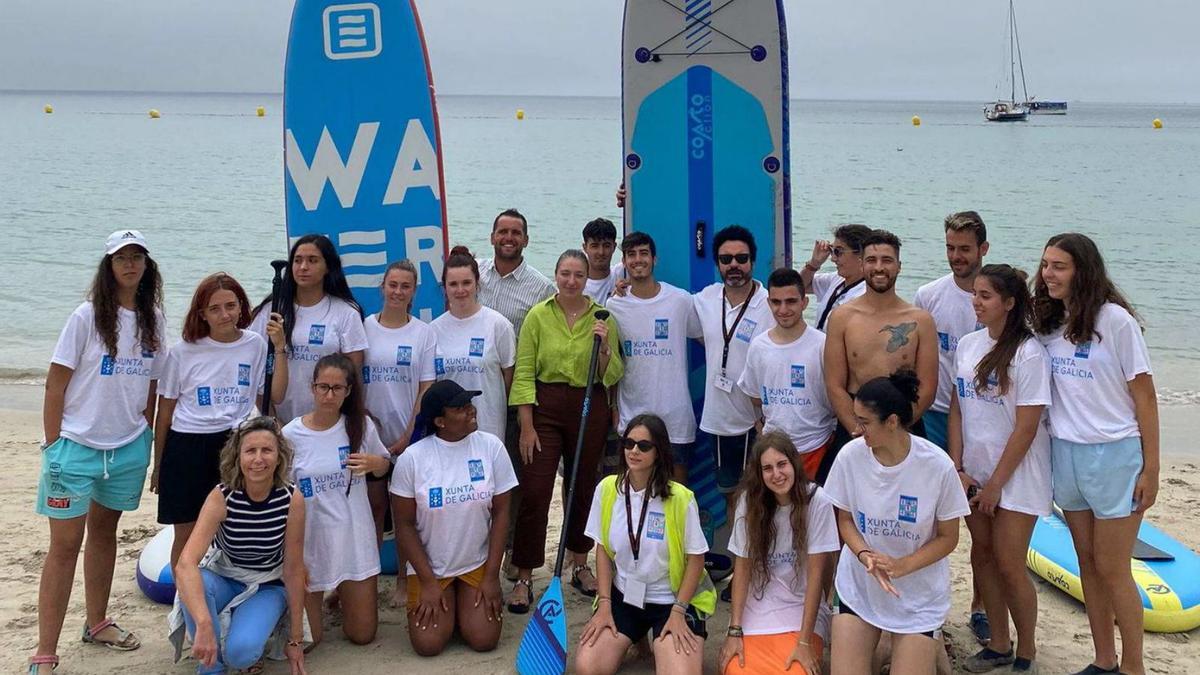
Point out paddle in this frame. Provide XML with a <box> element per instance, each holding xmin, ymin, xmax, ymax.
<box><xmin>515</xmin><ymin>309</ymin><xmax>610</xmax><ymax>675</ymax></box>
<box><xmin>260</xmin><ymin>259</ymin><xmax>288</xmax><ymax>418</ymax></box>
<box><xmin>1052</xmin><ymin>504</ymin><xmax>1173</xmax><ymax>562</ymax></box>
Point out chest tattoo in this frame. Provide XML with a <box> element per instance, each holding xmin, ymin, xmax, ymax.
<box><xmin>879</xmin><ymin>322</ymin><xmax>917</xmax><ymax>353</ymax></box>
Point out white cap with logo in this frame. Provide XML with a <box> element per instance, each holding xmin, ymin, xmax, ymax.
<box><xmin>105</xmin><ymin>230</ymin><xmax>149</xmax><ymax>255</ymax></box>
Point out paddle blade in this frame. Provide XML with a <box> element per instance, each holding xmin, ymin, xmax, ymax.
<box><xmin>515</xmin><ymin>577</ymin><xmax>568</xmax><ymax>675</ymax></box>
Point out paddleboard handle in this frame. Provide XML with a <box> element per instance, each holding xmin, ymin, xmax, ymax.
<box><xmin>695</xmin><ymin>221</ymin><xmax>706</xmax><ymax>258</ymax></box>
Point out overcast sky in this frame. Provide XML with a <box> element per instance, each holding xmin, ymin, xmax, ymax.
<box><xmin>2</xmin><ymin>0</ymin><xmax>1195</xmax><ymax>102</ymax></box>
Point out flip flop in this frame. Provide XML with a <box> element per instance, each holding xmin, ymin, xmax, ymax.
<box><xmin>507</xmin><ymin>578</ymin><xmax>532</xmax><ymax>615</ymax></box>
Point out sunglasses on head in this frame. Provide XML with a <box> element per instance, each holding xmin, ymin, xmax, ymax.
<box><xmin>621</xmin><ymin>438</ymin><xmax>656</xmax><ymax>453</ymax></box>
<box><xmin>717</xmin><ymin>253</ymin><xmax>751</xmax><ymax>265</ymax></box>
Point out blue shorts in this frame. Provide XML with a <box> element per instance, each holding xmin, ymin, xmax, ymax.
<box><xmin>36</xmin><ymin>428</ymin><xmax>152</xmax><ymax>519</ymax></box>
<box><xmin>1051</xmin><ymin>436</ymin><xmax>1143</xmax><ymax>519</ymax></box>
<box><xmin>920</xmin><ymin>410</ymin><xmax>949</xmax><ymax>451</ymax></box>
<box><xmin>713</xmin><ymin>430</ymin><xmax>757</xmax><ymax>493</ymax></box>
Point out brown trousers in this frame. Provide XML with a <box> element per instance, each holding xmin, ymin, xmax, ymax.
<box><xmin>511</xmin><ymin>381</ymin><xmax>609</xmax><ymax>570</ymax></box>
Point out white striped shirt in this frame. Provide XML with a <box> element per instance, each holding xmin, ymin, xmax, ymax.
<box><xmin>478</xmin><ymin>258</ymin><xmax>556</xmax><ymax>338</ymax></box>
<box><xmin>214</xmin><ymin>484</ymin><xmax>292</xmax><ymax>572</ymax></box>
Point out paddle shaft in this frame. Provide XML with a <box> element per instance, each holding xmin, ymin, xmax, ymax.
<box><xmin>552</xmin><ymin>310</ymin><xmax>609</xmax><ymax>578</ymax></box>
<box><xmin>260</xmin><ymin>259</ymin><xmax>289</xmax><ymax>418</ymax></box>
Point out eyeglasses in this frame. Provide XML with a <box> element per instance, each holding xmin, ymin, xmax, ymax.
<box><xmin>717</xmin><ymin>253</ymin><xmax>751</xmax><ymax>265</ymax></box>
<box><xmin>830</xmin><ymin>247</ymin><xmax>858</xmax><ymax>259</ymax></box>
<box><xmin>621</xmin><ymin>438</ymin><xmax>656</xmax><ymax>453</ymax></box>
<box><xmin>113</xmin><ymin>252</ymin><xmax>146</xmax><ymax>265</ymax></box>
<box><xmin>313</xmin><ymin>383</ymin><xmax>350</xmax><ymax>396</ymax></box>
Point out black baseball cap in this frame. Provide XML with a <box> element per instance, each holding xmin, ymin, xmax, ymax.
<box><xmin>421</xmin><ymin>380</ymin><xmax>481</xmax><ymax>421</ymax></box>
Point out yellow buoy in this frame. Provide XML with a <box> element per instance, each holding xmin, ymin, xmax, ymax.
<box><xmin>44</xmin><ymin>104</ymin><xmax>54</xmax><ymax>114</ymax></box>
<box><xmin>256</xmin><ymin>106</ymin><xmax>266</xmax><ymax>117</ymax></box>
<box><xmin>516</xmin><ymin>108</ymin><xmax>525</xmax><ymax>120</ymax></box>
<box><xmin>149</xmin><ymin>109</ymin><xmax>161</xmax><ymax>119</ymax></box>
<box><xmin>911</xmin><ymin>115</ymin><xmax>921</xmax><ymax>126</ymax></box>
<box><xmin>1152</xmin><ymin>118</ymin><xmax>1163</xmax><ymax>129</ymax></box>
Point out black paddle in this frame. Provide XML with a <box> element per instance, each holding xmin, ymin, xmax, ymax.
<box><xmin>261</xmin><ymin>259</ymin><xmax>288</xmax><ymax>418</ymax></box>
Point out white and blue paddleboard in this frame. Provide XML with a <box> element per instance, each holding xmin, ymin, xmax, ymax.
<box><xmin>284</xmin><ymin>0</ymin><xmax>448</xmax><ymax>318</ymax></box>
<box><xmin>1028</xmin><ymin>511</ymin><xmax>1200</xmax><ymax>633</ymax></box>
<box><xmin>622</xmin><ymin>0</ymin><xmax>792</xmax><ymax>542</ymax></box>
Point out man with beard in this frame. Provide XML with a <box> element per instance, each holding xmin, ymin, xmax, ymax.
<box><xmin>692</xmin><ymin>226</ymin><xmax>775</xmax><ymax>509</ymax></box>
<box><xmin>818</xmin><ymin>229</ymin><xmax>938</xmax><ymax>484</ymax></box>
<box><xmin>606</xmin><ymin>231</ymin><xmax>699</xmax><ymax>483</ymax></box>
<box><xmin>581</xmin><ymin>218</ymin><xmax>624</xmax><ymax>305</ymax></box>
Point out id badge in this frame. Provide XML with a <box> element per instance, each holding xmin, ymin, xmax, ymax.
<box><xmin>622</xmin><ymin>577</ymin><xmax>647</xmax><ymax>609</ymax></box>
<box><xmin>715</xmin><ymin>375</ymin><xmax>734</xmax><ymax>393</ymax></box>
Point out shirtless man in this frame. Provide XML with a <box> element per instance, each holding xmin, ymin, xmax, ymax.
<box><xmin>818</xmin><ymin>229</ymin><xmax>939</xmax><ymax>485</ymax></box>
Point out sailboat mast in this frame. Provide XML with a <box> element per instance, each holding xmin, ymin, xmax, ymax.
<box><xmin>1012</xmin><ymin>0</ymin><xmax>1030</xmax><ymax>102</ymax></box>
<box><xmin>1008</xmin><ymin>0</ymin><xmax>1016</xmax><ymax>102</ymax></box>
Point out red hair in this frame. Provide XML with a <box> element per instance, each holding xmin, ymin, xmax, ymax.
<box><xmin>182</xmin><ymin>272</ymin><xmax>253</xmax><ymax>342</ymax></box>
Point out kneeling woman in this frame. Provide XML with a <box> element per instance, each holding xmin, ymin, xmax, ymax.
<box><xmin>823</xmin><ymin>371</ymin><xmax>970</xmax><ymax>674</ymax></box>
<box><xmin>720</xmin><ymin>431</ymin><xmax>839</xmax><ymax>675</ymax></box>
<box><xmin>576</xmin><ymin>414</ymin><xmax>716</xmax><ymax>675</ymax></box>
<box><xmin>389</xmin><ymin>380</ymin><xmax>518</xmax><ymax>656</ymax></box>
<box><xmin>282</xmin><ymin>354</ymin><xmax>390</xmax><ymax>646</ymax></box>
<box><xmin>171</xmin><ymin>416</ymin><xmax>306</xmax><ymax>675</ymax></box>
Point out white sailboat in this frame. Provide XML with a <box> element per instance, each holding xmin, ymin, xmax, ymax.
<box><xmin>985</xmin><ymin>0</ymin><xmax>1029</xmax><ymax>122</ymax></box>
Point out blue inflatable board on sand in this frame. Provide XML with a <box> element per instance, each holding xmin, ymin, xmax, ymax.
<box><xmin>1027</xmin><ymin>511</ymin><xmax>1200</xmax><ymax>633</ymax></box>
<box><xmin>284</xmin><ymin>0</ymin><xmax>448</xmax><ymax>319</ymax></box>
<box><xmin>622</xmin><ymin>0</ymin><xmax>791</xmax><ymax>541</ymax></box>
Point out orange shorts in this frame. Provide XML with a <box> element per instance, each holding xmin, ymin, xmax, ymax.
<box><xmin>723</xmin><ymin>632</ymin><xmax>825</xmax><ymax>675</ymax></box>
<box><xmin>405</xmin><ymin>564</ymin><xmax>486</xmax><ymax>607</ymax></box>
<box><xmin>800</xmin><ymin>434</ymin><xmax>834</xmax><ymax>482</ymax></box>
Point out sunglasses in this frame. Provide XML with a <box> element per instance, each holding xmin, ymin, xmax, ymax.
<box><xmin>621</xmin><ymin>438</ymin><xmax>656</xmax><ymax>453</ymax></box>
<box><xmin>830</xmin><ymin>246</ymin><xmax>858</xmax><ymax>258</ymax></box>
<box><xmin>717</xmin><ymin>253</ymin><xmax>751</xmax><ymax>265</ymax></box>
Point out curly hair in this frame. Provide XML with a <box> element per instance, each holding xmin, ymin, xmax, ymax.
<box><xmin>89</xmin><ymin>247</ymin><xmax>163</xmax><ymax>357</ymax></box>
<box><xmin>736</xmin><ymin>431</ymin><xmax>812</xmax><ymax>598</ymax></box>
<box><xmin>219</xmin><ymin>416</ymin><xmax>294</xmax><ymax>492</ymax></box>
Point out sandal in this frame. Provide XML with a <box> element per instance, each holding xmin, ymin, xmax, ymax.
<box><xmin>570</xmin><ymin>564</ymin><xmax>598</xmax><ymax>598</ymax></box>
<box><xmin>236</xmin><ymin>658</ymin><xmax>266</xmax><ymax>675</ymax></box>
<box><xmin>507</xmin><ymin>578</ymin><xmax>533</xmax><ymax>615</ymax></box>
<box><xmin>81</xmin><ymin>618</ymin><xmax>141</xmax><ymax>651</ymax></box>
<box><xmin>27</xmin><ymin>655</ymin><xmax>58</xmax><ymax>674</ymax></box>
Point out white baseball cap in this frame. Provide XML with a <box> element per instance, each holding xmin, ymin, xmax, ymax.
<box><xmin>105</xmin><ymin>230</ymin><xmax>149</xmax><ymax>255</ymax></box>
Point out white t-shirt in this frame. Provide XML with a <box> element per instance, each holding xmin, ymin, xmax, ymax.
<box><xmin>250</xmin><ymin>296</ymin><xmax>369</xmax><ymax>424</ymax></box>
<box><xmin>810</xmin><ymin>272</ymin><xmax>866</xmax><ymax>331</ymax></box>
<box><xmin>362</xmin><ymin>315</ymin><xmax>437</xmax><ymax>447</ymax></box>
<box><xmin>607</xmin><ymin>282</ymin><xmax>700</xmax><ymax>443</ymax></box>
<box><xmin>283</xmin><ymin>415</ymin><xmax>389</xmax><ymax>591</ymax></box>
<box><xmin>584</xmin><ymin>483</ymin><xmax>709</xmax><ymax>605</ymax></box>
<box><xmin>389</xmin><ymin>431</ymin><xmax>519</xmax><ymax>578</ymax></box>
<box><xmin>955</xmin><ymin>331</ymin><xmax>1053</xmax><ymax>516</ymax></box>
<box><xmin>727</xmin><ymin>488</ymin><xmax>840</xmax><ymax>637</ymax></box>
<box><xmin>823</xmin><ymin>436</ymin><xmax>971</xmax><ymax>634</ymax></box>
<box><xmin>738</xmin><ymin>328</ymin><xmax>836</xmax><ymax>453</ymax></box>
<box><xmin>160</xmin><ymin>331</ymin><xmax>268</xmax><ymax>434</ymax></box>
<box><xmin>914</xmin><ymin>274</ymin><xmax>981</xmax><ymax>414</ymax></box>
<box><xmin>692</xmin><ymin>282</ymin><xmax>775</xmax><ymax>436</ymax></box>
<box><xmin>1039</xmin><ymin>303</ymin><xmax>1152</xmax><ymax>444</ymax></box>
<box><xmin>430</xmin><ymin>307</ymin><xmax>516</xmax><ymax>440</ymax></box>
<box><xmin>51</xmin><ymin>302</ymin><xmax>165</xmax><ymax>449</ymax></box>
<box><xmin>584</xmin><ymin>263</ymin><xmax>625</xmax><ymax>306</ymax></box>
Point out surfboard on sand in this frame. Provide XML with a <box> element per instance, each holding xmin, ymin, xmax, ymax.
<box><xmin>284</xmin><ymin>0</ymin><xmax>448</xmax><ymax>319</ymax></box>
<box><xmin>1027</xmin><ymin>509</ymin><xmax>1200</xmax><ymax>633</ymax></box>
<box><xmin>621</xmin><ymin>0</ymin><xmax>792</xmax><ymax>556</ymax></box>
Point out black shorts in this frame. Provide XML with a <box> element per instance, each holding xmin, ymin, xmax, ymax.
<box><xmin>608</xmin><ymin>586</ymin><xmax>707</xmax><ymax>642</ymax></box>
<box><xmin>157</xmin><ymin>428</ymin><xmax>229</xmax><ymax>524</ymax></box>
<box><xmin>838</xmin><ymin>599</ymin><xmax>936</xmax><ymax>638</ymax></box>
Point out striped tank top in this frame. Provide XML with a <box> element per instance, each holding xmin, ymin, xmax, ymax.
<box><xmin>214</xmin><ymin>483</ymin><xmax>292</xmax><ymax>571</ymax></box>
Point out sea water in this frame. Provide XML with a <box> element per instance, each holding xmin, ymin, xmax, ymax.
<box><xmin>1</xmin><ymin>91</ymin><xmax>1196</xmax><ymax>398</ymax></box>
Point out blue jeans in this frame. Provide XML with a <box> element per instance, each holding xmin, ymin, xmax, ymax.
<box><xmin>181</xmin><ymin>569</ymin><xmax>287</xmax><ymax>674</ymax></box>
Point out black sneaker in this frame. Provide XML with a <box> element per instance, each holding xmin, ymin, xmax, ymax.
<box><xmin>1011</xmin><ymin>657</ymin><xmax>1037</xmax><ymax>673</ymax></box>
<box><xmin>969</xmin><ymin>611</ymin><xmax>991</xmax><ymax>645</ymax></box>
<box><xmin>1069</xmin><ymin>665</ymin><xmax>1119</xmax><ymax>675</ymax></box>
<box><xmin>963</xmin><ymin>647</ymin><xmax>1014</xmax><ymax>673</ymax></box>
<box><xmin>720</xmin><ymin>584</ymin><xmax>732</xmax><ymax>602</ymax></box>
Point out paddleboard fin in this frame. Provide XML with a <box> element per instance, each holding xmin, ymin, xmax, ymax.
<box><xmin>695</xmin><ymin>220</ymin><xmax>705</xmax><ymax>257</ymax></box>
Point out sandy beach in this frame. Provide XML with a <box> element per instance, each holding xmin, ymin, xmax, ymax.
<box><xmin>2</xmin><ymin>390</ymin><xmax>1197</xmax><ymax>673</ymax></box>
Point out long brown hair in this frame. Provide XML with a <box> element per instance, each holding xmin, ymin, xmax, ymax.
<box><xmin>1032</xmin><ymin>233</ymin><xmax>1140</xmax><ymax>343</ymax></box>
<box><xmin>89</xmin><ymin>247</ymin><xmax>163</xmax><ymax>356</ymax></box>
<box><xmin>312</xmin><ymin>353</ymin><xmax>366</xmax><ymax>456</ymax></box>
<box><xmin>616</xmin><ymin>414</ymin><xmax>673</xmax><ymax>500</ymax></box>
<box><xmin>219</xmin><ymin>416</ymin><xmax>294</xmax><ymax>492</ymax></box>
<box><xmin>974</xmin><ymin>265</ymin><xmax>1032</xmax><ymax>395</ymax></box>
<box><xmin>182</xmin><ymin>272</ymin><xmax>252</xmax><ymax>342</ymax></box>
<box><xmin>736</xmin><ymin>431</ymin><xmax>812</xmax><ymax>597</ymax></box>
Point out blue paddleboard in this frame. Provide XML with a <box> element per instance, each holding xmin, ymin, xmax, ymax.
<box><xmin>1027</xmin><ymin>511</ymin><xmax>1200</xmax><ymax>633</ymax></box>
<box><xmin>621</xmin><ymin>0</ymin><xmax>792</xmax><ymax>539</ymax></box>
<box><xmin>284</xmin><ymin>0</ymin><xmax>448</xmax><ymax>319</ymax></box>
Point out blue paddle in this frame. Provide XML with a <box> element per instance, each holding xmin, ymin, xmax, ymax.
<box><xmin>515</xmin><ymin>310</ymin><xmax>609</xmax><ymax>675</ymax></box>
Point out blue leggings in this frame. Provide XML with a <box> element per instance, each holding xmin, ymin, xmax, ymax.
<box><xmin>181</xmin><ymin>569</ymin><xmax>288</xmax><ymax>674</ymax></box>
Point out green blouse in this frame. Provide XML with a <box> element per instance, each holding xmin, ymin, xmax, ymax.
<box><xmin>508</xmin><ymin>296</ymin><xmax>624</xmax><ymax>406</ymax></box>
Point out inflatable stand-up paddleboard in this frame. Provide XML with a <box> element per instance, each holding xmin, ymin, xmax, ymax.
<box><xmin>622</xmin><ymin>0</ymin><xmax>792</xmax><ymax>560</ymax></box>
<box><xmin>1027</xmin><ymin>509</ymin><xmax>1200</xmax><ymax>633</ymax></box>
<box><xmin>284</xmin><ymin>0</ymin><xmax>448</xmax><ymax>318</ymax></box>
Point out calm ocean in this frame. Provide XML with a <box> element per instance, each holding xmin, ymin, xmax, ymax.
<box><xmin>1</xmin><ymin>91</ymin><xmax>1196</xmax><ymax>398</ymax></box>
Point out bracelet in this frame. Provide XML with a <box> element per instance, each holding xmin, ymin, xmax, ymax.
<box><xmin>856</xmin><ymin>548</ymin><xmax>873</xmax><ymax>561</ymax></box>
<box><xmin>803</xmin><ymin>261</ymin><xmax>820</xmax><ymax>273</ymax></box>
<box><xmin>597</xmin><ymin>596</ymin><xmax>611</xmax><ymax>603</ymax></box>
<box><xmin>727</xmin><ymin>625</ymin><xmax>745</xmax><ymax>638</ymax></box>
<box><xmin>287</xmin><ymin>639</ymin><xmax>303</xmax><ymax>647</ymax></box>
<box><xmin>671</xmin><ymin>600</ymin><xmax>688</xmax><ymax>613</ymax></box>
